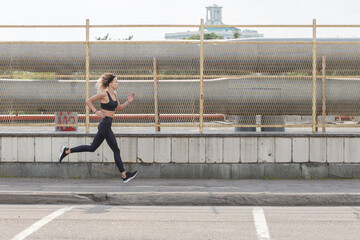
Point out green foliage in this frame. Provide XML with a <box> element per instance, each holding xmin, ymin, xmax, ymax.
<box><xmin>327</xmin><ymin>70</ymin><xmax>360</xmax><ymax>76</ymax></box>
<box><xmin>95</xmin><ymin>33</ymin><xmax>134</xmax><ymax>41</ymax></box>
<box><xmin>9</xmin><ymin>110</ymin><xmax>26</xmax><ymax>115</ymax></box>
<box><xmin>185</xmin><ymin>32</ymin><xmax>224</xmax><ymax>40</ymax></box>
<box><xmin>96</xmin><ymin>33</ymin><xmax>111</xmax><ymax>40</ymax></box>
<box><xmin>0</xmin><ymin>70</ymin><xmax>56</xmax><ymax>80</ymax></box>
<box><xmin>185</xmin><ymin>35</ymin><xmax>200</xmax><ymax>40</ymax></box>
<box><xmin>123</xmin><ymin>35</ymin><xmax>134</xmax><ymax>40</ymax></box>
<box><xmin>233</xmin><ymin>29</ymin><xmax>241</xmax><ymax>39</ymax></box>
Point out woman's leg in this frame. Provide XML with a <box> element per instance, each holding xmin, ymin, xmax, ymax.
<box><xmin>104</xmin><ymin>128</ymin><xmax>125</xmax><ymax>173</ymax></box>
<box><xmin>70</xmin><ymin>131</ymin><xmax>105</xmax><ymax>153</ymax></box>
<box><xmin>59</xmin><ymin>120</ymin><xmax>109</xmax><ymax>163</ymax></box>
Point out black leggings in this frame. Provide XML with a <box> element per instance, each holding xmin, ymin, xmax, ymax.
<box><xmin>70</xmin><ymin>116</ymin><xmax>125</xmax><ymax>173</ymax></box>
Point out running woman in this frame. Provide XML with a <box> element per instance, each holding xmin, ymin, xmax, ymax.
<box><xmin>58</xmin><ymin>73</ymin><xmax>138</xmax><ymax>183</ymax></box>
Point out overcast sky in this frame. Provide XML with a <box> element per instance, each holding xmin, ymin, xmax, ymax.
<box><xmin>1</xmin><ymin>0</ymin><xmax>359</xmax><ymax>41</ymax></box>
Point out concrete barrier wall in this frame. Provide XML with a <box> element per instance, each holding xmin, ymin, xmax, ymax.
<box><xmin>1</xmin><ymin>133</ymin><xmax>360</xmax><ymax>179</ymax></box>
<box><xmin>1</xmin><ymin>133</ymin><xmax>360</xmax><ymax>164</ymax></box>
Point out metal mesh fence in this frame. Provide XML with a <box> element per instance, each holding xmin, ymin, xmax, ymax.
<box><xmin>0</xmin><ymin>43</ymin><xmax>87</xmax><ymax>126</ymax></box>
<box><xmin>0</xmin><ymin>21</ymin><xmax>360</xmax><ymax>132</ymax></box>
<box><xmin>89</xmin><ymin>42</ymin><xmax>201</xmax><ymax>126</ymax></box>
<box><xmin>203</xmin><ymin>42</ymin><xmax>314</xmax><ymax>127</ymax></box>
<box><xmin>318</xmin><ymin>42</ymin><xmax>360</xmax><ymax>122</ymax></box>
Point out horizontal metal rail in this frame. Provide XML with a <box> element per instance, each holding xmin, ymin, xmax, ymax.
<box><xmin>1</xmin><ymin>24</ymin><xmax>360</xmax><ymax>28</ymax></box>
<box><xmin>5</xmin><ymin>75</ymin><xmax>360</xmax><ymax>80</ymax></box>
<box><xmin>0</xmin><ymin>114</ymin><xmax>225</xmax><ymax>121</ymax></box>
<box><xmin>0</xmin><ymin>123</ymin><xmax>85</xmax><ymax>127</ymax></box>
<box><xmin>0</xmin><ymin>41</ymin><xmax>87</xmax><ymax>44</ymax></box>
<box><xmin>1</xmin><ymin>40</ymin><xmax>359</xmax><ymax>45</ymax></box>
<box><xmin>2</xmin><ymin>123</ymin><xmax>360</xmax><ymax>128</ymax></box>
<box><xmin>0</xmin><ymin>25</ymin><xmax>86</xmax><ymax>28</ymax></box>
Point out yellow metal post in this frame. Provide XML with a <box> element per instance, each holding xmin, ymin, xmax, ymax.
<box><xmin>322</xmin><ymin>56</ymin><xmax>326</xmax><ymax>132</ymax></box>
<box><xmin>312</xmin><ymin>19</ymin><xmax>317</xmax><ymax>133</ymax></box>
<box><xmin>199</xmin><ymin>19</ymin><xmax>204</xmax><ymax>133</ymax></box>
<box><xmin>85</xmin><ymin>19</ymin><xmax>90</xmax><ymax>133</ymax></box>
<box><xmin>153</xmin><ymin>57</ymin><xmax>160</xmax><ymax>132</ymax></box>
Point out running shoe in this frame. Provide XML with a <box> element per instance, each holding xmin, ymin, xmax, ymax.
<box><xmin>58</xmin><ymin>145</ymin><xmax>69</xmax><ymax>163</ymax></box>
<box><xmin>122</xmin><ymin>171</ymin><xmax>138</xmax><ymax>183</ymax></box>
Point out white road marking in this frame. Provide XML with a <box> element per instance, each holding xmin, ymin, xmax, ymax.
<box><xmin>11</xmin><ymin>206</ymin><xmax>74</xmax><ymax>240</ymax></box>
<box><xmin>252</xmin><ymin>207</ymin><xmax>270</xmax><ymax>240</ymax></box>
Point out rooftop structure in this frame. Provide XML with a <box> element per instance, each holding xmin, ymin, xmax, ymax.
<box><xmin>165</xmin><ymin>4</ymin><xmax>263</xmax><ymax>40</ymax></box>
<box><xmin>205</xmin><ymin>4</ymin><xmax>223</xmax><ymax>25</ymax></box>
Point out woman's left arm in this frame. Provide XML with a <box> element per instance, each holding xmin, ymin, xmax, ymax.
<box><xmin>116</xmin><ymin>92</ymin><xmax>135</xmax><ymax>112</ymax></box>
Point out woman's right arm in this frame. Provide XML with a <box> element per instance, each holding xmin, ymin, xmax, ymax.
<box><xmin>86</xmin><ymin>92</ymin><xmax>105</xmax><ymax>117</ymax></box>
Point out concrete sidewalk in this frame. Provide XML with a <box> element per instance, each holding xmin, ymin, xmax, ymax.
<box><xmin>1</xmin><ymin>178</ymin><xmax>360</xmax><ymax>206</ymax></box>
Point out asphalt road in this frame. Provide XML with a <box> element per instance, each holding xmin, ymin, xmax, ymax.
<box><xmin>2</xmin><ymin>205</ymin><xmax>360</xmax><ymax>240</ymax></box>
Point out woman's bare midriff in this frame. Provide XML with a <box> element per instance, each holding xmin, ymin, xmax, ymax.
<box><xmin>101</xmin><ymin>109</ymin><xmax>115</xmax><ymax>118</ymax></box>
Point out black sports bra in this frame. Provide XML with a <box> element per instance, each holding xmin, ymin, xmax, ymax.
<box><xmin>101</xmin><ymin>91</ymin><xmax>118</xmax><ymax>111</ymax></box>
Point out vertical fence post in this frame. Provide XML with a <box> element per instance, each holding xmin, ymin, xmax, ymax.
<box><xmin>199</xmin><ymin>19</ymin><xmax>205</xmax><ymax>133</ymax></box>
<box><xmin>85</xmin><ymin>19</ymin><xmax>90</xmax><ymax>133</ymax></box>
<box><xmin>322</xmin><ymin>56</ymin><xmax>326</xmax><ymax>132</ymax></box>
<box><xmin>153</xmin><ymin>57</ymin><xmax>160</xmax><ymax>132</ymax></box>
<box><xmin>312</xmin><ymin>19</ymin><xmax>317</xmax><ymax>133</ymax></box>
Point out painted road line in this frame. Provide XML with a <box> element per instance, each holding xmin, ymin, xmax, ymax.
<box><xmin>11</xmin><ymin>206</ymin><xmax>74</xmax><ymax>240</ymax></box>
<box><xmin>253</xmin><ymin>207</ymin><xmax>270</xmax><ymax>240</ymax></box>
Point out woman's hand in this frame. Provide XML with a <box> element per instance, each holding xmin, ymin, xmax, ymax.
<box><xmin>95</xmin><ymin>110</ymin><xmax>105</xmax><ymax>118</ymax></box>
<box><xmin>116</xmin><ymin>92</ymin><xmax>135</xmax><ymax>112</ymax></box>
<box><xmin>127</xmin><ymin>92</ymin><xmax>135</xmax><ymax>103</ymax></box>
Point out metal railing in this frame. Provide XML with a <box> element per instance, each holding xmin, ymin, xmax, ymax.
<box><xmin>1</xmin><ymin>19</ymin><xmax>360</xmax><ymax>133</ymax></box>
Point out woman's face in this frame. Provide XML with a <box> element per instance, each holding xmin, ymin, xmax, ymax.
<box><xmin>109</xmin><ymin>77</ymin><xmax>119</xmax><ymax>89</ymax></box>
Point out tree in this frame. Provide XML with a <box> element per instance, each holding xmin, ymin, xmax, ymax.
<box><xmin>233</xmin><ymin>29</ymin><xmax>241</xmax><ymax>39</ymax></box>
<box><xmin>204</xmin><ymin>32</ymin><xmax>224</xmax><ymax>40</ymax></box>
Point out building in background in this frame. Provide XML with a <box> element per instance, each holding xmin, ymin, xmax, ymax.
<box><xmin>165</xmin><ymin>4</ymin><xmax>264</xmax><ymax>40</ymax></box>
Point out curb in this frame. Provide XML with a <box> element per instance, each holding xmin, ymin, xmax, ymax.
<box><xmin>3</xmin><ymin>162</ymin><xmax>360</xmax><ymax>179</ymax></box>
<box><xmin>2</xmin><ymin>192</ymin><xmax>360</xmax><ymax>206</ymax></box>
